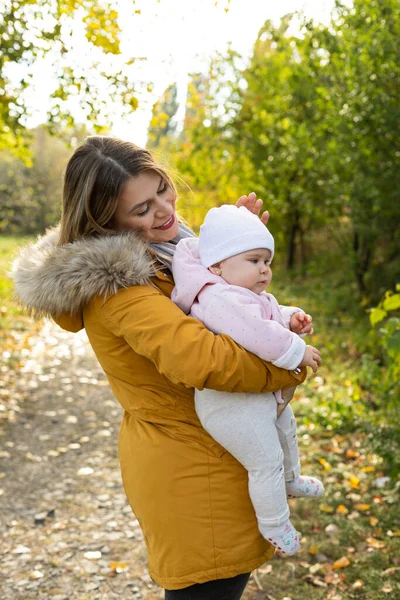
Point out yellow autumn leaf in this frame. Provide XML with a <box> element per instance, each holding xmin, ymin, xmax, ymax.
<box><xmin>366</xmin><ymin>537</ymin><xmax>386</xmax><ymax>549</ymax></box>
<box><xmin>370</xmin><ymin>517</ymin><xmax>379</xmax><ymax>526</ymax></box>
<box><xmin>336</xmin><ymin>504</ymin><xmax>349</xmax><ymax>514</ymax></box>
<box><xmin>109</xmin><ymin>561</ymin><xmax>128</xmax><ymax>573</ymax></box>
<box><xmin>392</xmin><ymin>530</ymin><xmax>400</xmax><ymax>537</ymax></box>
<box><xmin>318</xmin><ymin>458</ymin><xmax>332</xmax><ymax>471</ymax></box>
<box><xmin>308</xmin><ymin>545</ymin><xmax>319</xmax><ymax>555</ymax></box>
<box><xmin>349</xmin><ymin>476</ymin><xmax>360</xmax><ymax>488</ymax></box>
<box><xmin>354</xmin><ymin>504</ymin><xmax>371</xmax><ymax>511</ymax></box>
<box><xmin>333</xmin><ymin>556</ymin><xmax>351</xmax><ymax>569</ymax></box>
<box><xmin>346</xmin><ymin>449</ymin><xmax>358</xmax><ymax>458</ymax></box>
<box><xmin>362</xmin><ymin>466</ymin><xmax>375</xmax><ymax>472</ymax></box>
<box><xmin>319</xmin><ymin>503</ymin><xmax>334</xmax><ymax>513</ymax></box>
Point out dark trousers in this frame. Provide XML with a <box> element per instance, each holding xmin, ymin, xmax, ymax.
<box><xmin>164</xmin><ymin>572</ymin><xmax>251</xmax><ymax>600</ymax></box>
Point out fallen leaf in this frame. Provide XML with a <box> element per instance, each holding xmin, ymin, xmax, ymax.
<box><xmin>309</xmin><ymin>563</ymin><xmax>322</xmax><ymax>574</ymax></box>
<box><xmin>308</xmin><ymin>545</ymin><xmax>319</xmax><ymax>555</ymax></box>
<box><xmin>354</xmin><ymin>503</ymin><xmax>371</xmax><ymax>511</ymax></box>
<box><xmin>336</xmin><ymin>504</ymin><xmax>349</xmax><ymax>515</ymax></box>
<box><xmin>109</xmin><ymin>561</ymin><xmax>127</xmax><ymax>573</ymax></box>
<box><xmin>382</xmin><ymin>583</ymin><xmax>393</xmax><ymax>594</ymax></box>
<box><xmin>332</xmin><ymin>556</ymin><xmax>351</xmax><ymax>569</ymax></box>
<box><xmin>369</xmin><ymin>517</ymin><xmax>379</xmax><ymax>526</ymax></box>
<box><xmin>382</xmin><ymin>567</ymin><xmax>400</xmax><ymax>577</ymax></box>
<box><xmin>324</xmin><ymin>572</ymin><xmax>341</xmax><ymax>585</ymax></box>
<box><xmin>372</xmin><ymin>495</ymin><xmax>385</xmax><ymax>504</ymax></box>
<box><xmin>325</xmin><ymin>524</ymin><xmax>339</xmax><ymax>535</ymax></box>
<box><xmin>351</xmin><ymin>580</ymin><xmax>364</xmax><ymax>589</ymax></box>
<box><xmin>366</xmin><ymin>537</ymin><xmax>386</xmax><ymax>549</ymax></box>
<box><xmin>319</xmin><ymin>503</ymin><xmax>334</xmax><ymax>513</ymax></box>
<box><xmin>346</xmin><ymin>449</ymin><xmax>358</xmax><ymax>458</ymax></box>
<box><xmin>362</xmin><ymin>466</ymin><xmax>375</xmax><ymax>472</ymax></box>
<box><xmin>349</xmin><ymin>476</ymin><xmax>360</xmax><ymax>489</ymax></box>
<box><xmin>304</xmin><ymin>575</ymin><xmax>327</xmax><ymax>588</ymax></box>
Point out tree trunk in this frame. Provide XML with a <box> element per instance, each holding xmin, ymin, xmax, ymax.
<box><xmin>286</xmin><ymin>208</ymin><xmax>301</xmax><ymax>270</ymax></box>
<box><xmin>353</xmin><ymin>230</ymin><xmax>372</xmax><ymax>295</ymax></box>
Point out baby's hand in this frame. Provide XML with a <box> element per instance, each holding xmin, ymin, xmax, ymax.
<box><xmin>290</xmin><ymin>312</ymin><xmax>314</xmax><ymax>335</ymax></box>
<box><xmin>300</xmin><ymin>345</ymin><xmax>321</xmax><ymax>373</ymax></box>
<box><xmin>236</xmin><ymin>192</ymin><xmax>269</xmax><ymax>225</ymax></box>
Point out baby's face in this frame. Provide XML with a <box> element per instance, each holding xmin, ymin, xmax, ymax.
<box><xmin>214</xmin><ymin>248</ymin><xmax>272</xmax><ymax>294</ymax></box>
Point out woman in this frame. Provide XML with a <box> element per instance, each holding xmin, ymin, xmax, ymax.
<box><xmin>13</xmin><ymin>136</ymin><xmax>306</xmax><ymax>599</ymax></box>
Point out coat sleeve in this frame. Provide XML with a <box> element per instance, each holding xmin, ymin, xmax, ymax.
<box><xmin>100</xmin><ymin>285</ymin><xmax>306</xmax><ymax>393</ymax></box>
<box><xmin>201</xmin><ymin>287</ymin><xmax>306</xmax><ymax>371</ymax></box>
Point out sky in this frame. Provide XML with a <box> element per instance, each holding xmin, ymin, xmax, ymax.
<box><xmin>23</xmin><ymin>0</ymin><xmax>335</xmax><ymax>145</ymax></box>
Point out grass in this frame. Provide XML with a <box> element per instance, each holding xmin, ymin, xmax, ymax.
<box><xmin>0</xmin><ymin>235</ymin><xmax>35</xmax><ymax>330</ymax></box>
<box><xmin>0</xmin><ymin>235</ymin><xmax>39</xmax><ymax>377</ymax></box>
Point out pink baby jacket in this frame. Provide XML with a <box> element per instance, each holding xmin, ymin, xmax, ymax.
<box><xmin>171</xmin><ymin>238</ymin><xmax>306</xmax><ymax>378</ymax></box>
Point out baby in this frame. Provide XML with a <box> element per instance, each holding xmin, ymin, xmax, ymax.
<box><xmin>171</xmin><ymin>205</ymin><xmax>323</xmax><ymax>555</ymax></box>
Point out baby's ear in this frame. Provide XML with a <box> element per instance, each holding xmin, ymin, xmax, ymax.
<box><xmin>209</xmin><ymin>264</ymin><xmax>222</xmax><ymax>276</ymax></box>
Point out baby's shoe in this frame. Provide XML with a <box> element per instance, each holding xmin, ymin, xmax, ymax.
<box><xmin>260</xmin><ymin>520</ymin><xmax>301</xmax><ymax>556</ymax></box>
<box><xmin>286</xmin><ymin>475</ymin><xmax>324</xmax><ymax>499</ymax></box>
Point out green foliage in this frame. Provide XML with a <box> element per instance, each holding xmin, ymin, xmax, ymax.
<box><xmin>164</xmin><ymin>0</ymin><xmax>400</xmax><ymax>298</ymax></box>
<box><xmin>0</xmin><ymin>235</ymin><xmax>34</xmax><ymax>332</ymax></box>
<box><xmin>0</xmin><ymin>126</ymin><xmax>72</xmax><ymax>234</ymax></box>
<box><xmin>365</xmin><ymin>286</ymin><xmax>400</xmax><ymax>406</ymax></box>
<box><xmin>147</xmin><ymin>84</ymin><xmax>180</xmax><ymax>149</ymax></box>
<box><xmin>0</xmin><ymin>0</ymin><xmax>137</xmax><ymax>155</ymax></box>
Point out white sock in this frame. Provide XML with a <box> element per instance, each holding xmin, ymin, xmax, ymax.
<box><xmin>259</xmin><ymin>520</ymin><xmax>301</xmax><ymax>556</ymax></box>
<box><xmin>286</xmin><ymin>475</ymin><xmax>324</xmax><ymax>498</ymax></box>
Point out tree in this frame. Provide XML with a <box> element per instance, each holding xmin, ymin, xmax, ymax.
<box><xmin>0</xmin><ymin>126</ymin><xmax>72</xmax><ymax>233</ymax></box>
<box><xmin>147</xmin><ymin>83</ymin><xmax>179</xmax><ymax>149</ymax></box>
<box><xmin>174</xmin><ymin>2</ymin><xmax>400</xmax><ymax>295</ymax></box>
<box><xmin>302</xmin><ymin>0</ymin><xmax>400</xmax><ymax>293</ymax></box>
<box><xmin>0</xmin><ymin>0</ymin><xmax>139</xmax><ymax>155</ymax></box>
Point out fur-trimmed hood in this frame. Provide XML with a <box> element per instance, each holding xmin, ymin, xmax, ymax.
<box><xmin>12</xmin><ymin>228</ymin><xmax>155</xmax><ymax>317</ymax></box>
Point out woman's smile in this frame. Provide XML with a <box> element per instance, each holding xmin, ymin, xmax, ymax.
<box><xmin>153</xmin><ymin>214</ymin><xmax>176</xmax><ymax>230</ymax></box>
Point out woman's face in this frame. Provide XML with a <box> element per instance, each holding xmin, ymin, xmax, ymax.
<box><xmin>112</xmin><ymin>171</ymin><xmax>179</xmax><ymax>242</ymax></box>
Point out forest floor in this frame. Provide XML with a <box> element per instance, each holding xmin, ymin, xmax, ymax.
<box><xmin>1</xmin><ymin>238</ymin><xmax>399</xmax><ymax>600</ymax></box>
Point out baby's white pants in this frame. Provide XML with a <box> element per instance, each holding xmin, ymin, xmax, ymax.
<box><xmin>194</xmin><ymin>390</ymin><xmax>300</xmax><ymax>529</ymax></box>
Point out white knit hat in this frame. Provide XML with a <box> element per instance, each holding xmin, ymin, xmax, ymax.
<box><xmin>198</xmin><ymin>205</ymin><xmax>275</xmax><ymax>268</ymax></box>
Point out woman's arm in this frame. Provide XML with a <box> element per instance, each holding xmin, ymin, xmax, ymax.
<box><xmin>100</xmin><ymin>285</ymin><xmax>306</xmax><ymax>394</ymax></box>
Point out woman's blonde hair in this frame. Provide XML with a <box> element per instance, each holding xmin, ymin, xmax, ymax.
<box><xmin>58</xmin><ymin>136</ymin><xmax>176</xmax><ymax>245</ymax></box>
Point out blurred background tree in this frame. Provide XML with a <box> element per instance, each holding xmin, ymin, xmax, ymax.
<box><xmin>166</xmin><ymin>0</ymin><xmax>400</xmax><ymax>298</ymax></box>
<box><xmin>0</xmin><ymin>0</ymin><xmax>399</xmax><ymax>299</ymax></box>
<box><xmin>0</xmin><ymin>0</ymin><xmax>138</xmax><ymax>156</ymax></box>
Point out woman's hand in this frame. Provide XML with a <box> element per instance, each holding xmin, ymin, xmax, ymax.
<box><xmin>236</xmin><ymin>192</ymin><xmax>269</xmax><ymax>225</ymax></box>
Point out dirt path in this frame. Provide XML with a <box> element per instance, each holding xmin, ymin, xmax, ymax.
<box><xmin>0</xmin><ymin>321</ymin><xmax>163</xmax><ymax>599</ymax></box>
<box><xmin>0</xmin><ymin>322</ymin><xmax>268</xmax><ymax>600</ymax></box>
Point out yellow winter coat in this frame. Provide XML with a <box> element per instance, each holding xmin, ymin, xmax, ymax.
<box><xmin>13</xmin><ymin>229</ymin><xmax>306</xmax><ymax>590</ymax></box>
